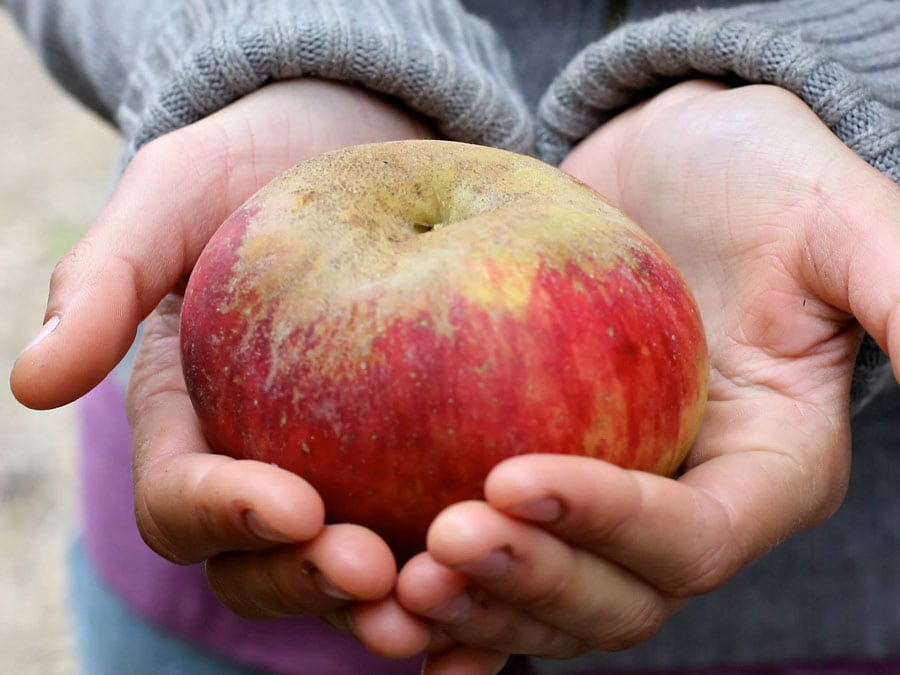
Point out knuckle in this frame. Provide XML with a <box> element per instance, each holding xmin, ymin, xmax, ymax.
<box><xmin>48</xmin><ymin>238</ymin><xmax>93</xmax><ymax>293</ymax></box>
<box><xmin>808</xmin><ymin>446</ymin><xmax>851</xmax><ymax>526</ymax></box>
<box><xmin>592</xmin><ymin>595</ymin><xmax>670</xmax><ymax>652</ymax></box>
<box><xmin>524</xmin><ymin>633</ymin><xmax>585</xmax><ymax>661</ymax></box>
<box><xmin>539</xmin><ymin>634</ymin><xmax>593</xmax><ymax>660</ymax></box>
<box><xmin>668</xmin><ymin>537</ymin><xmax>739</xmax><ymax>597</ymax></box>
<box><xmin>201</xmin><ymin>534</ymin><xmax>324</xmax><ymax>620</ymax></box>
<box><xmin>452</xmin><ymin>595</ymin><xmax>521</xmax><ymax>648</ymax></box>
<box><xmin>133</xmin><ymin>483</ymin><xmax>193</xmax><ymax>565</ymax></box>
<box><xmin>128</xmin><ymin>132</ymin><xmax>182</xmax><ymax>175</ymax></box>
<box><xmin>207</xmin><ymin>549</ymin><xmax>314</xmax><ymax>620</ymax></box>
<box><xmin>204</xmin><ymin>554</ymin><xmax>265</xmax><ymax>619</ymax></box>
<box><xmin>659</xmin><ymin>491</ymin><xmax>744</xmax><ymax>598</ymax></box>
<box><xmin>814</xmin><ymin>480</ymin><xmax>849</xmax><ymax>525</ymax></box>
<box><xmin>205</xmin><ymin>553</ymin><xmax>281</xmax><ymax>619</ymax></box>
<box><xmin>516</xmin><ymin>572</ymin><xmax>573</xmax><ymax>614</ymax></box>
<box><xmin>263</xmin><ymin>567</ymin><xmax>306</xmax><ymax>617</ymax></box>
<box><xmin>468</xmin><ymin>599</ymin><xmax>509</xmax><ymax>644</ymax></box>
<box><xmin>131</xmin><ymin>453</ymin><xmax>221</xmax><ymax>566</ymax></box>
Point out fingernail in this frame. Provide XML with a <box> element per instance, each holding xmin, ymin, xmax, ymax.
<box><xmin>455</xmin><ymin>548</ymin><xmax>511</xmax><ymax>579</ymax></box>
<box><xmin>22</xmin><ymin>315</ymin><xmax>60</xmax><ymax>353</ymax></box>
<box><xmin>299</xmin><ymin>560</ymin><xmax>355</xmax><ymax>601</ymax></box>
<box><xmin>505</xmin><ymin>497</ymin><xmax>563</xmax><ymax>523</ymax></box>
<box><xmin>244</xmin><ymin>510</ymin><xmax>295</xmax><ymax>543</ymax></box>
<box><xmin>423</xmin><ymin>592</ymin><xmax>472</xmax><ymax>623</ymax></box>
<box><xmin>313</xmin><ymin>571</ymin><xmax>355</xmax><ymax>601</ymax></box>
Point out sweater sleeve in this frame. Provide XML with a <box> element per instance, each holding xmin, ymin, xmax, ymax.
<box><xmin>1</xmin><ymin>0</ymin><xmax>533</xmax><ymax>157</ymax></box>
<box><xmin>537</xmin><ymin>0</ymin><xmax>900</xmax><ymax>171</ymax></box>
<box><xmin>537</xmin><ymin>0</ymin><xmax>900</xmax><ymax>411</ymax></box>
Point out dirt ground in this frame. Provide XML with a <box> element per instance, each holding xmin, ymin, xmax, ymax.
<box><xmin>0</xmin><ymin>12</ymin><xmax>120</xmax><ymax>674</ymax></box>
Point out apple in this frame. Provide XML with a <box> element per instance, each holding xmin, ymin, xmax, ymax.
<box><xmin>180</xmin><ymin>140</ymin><xmax>709</xmax><ymax>560</ymax></box>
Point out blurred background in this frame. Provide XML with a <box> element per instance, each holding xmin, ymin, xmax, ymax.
<box><xmin>0</xmin><ymin>11</ymin><xmax>119</xmax><ymax>674</ymax></box>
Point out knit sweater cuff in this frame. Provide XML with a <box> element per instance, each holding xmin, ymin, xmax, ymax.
<box><xmin>537</xmin><ymin>0</ymin><xmax>900</xmax><ymax>173</ymax></box>
<box><xmin>536</xmin><ymin>0</ymin><xmax>900</xmax><ymax>411</ymax></box>
<box><xmin>117</xmin><ymin>0</ymin><xmax>532</xmax><ymax>159</ymax></box>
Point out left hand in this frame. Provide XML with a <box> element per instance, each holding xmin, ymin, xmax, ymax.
<box><xmin>394</xmin><ymin>81</ymin><xmax>900</xmax><ymax>673</ymax></box>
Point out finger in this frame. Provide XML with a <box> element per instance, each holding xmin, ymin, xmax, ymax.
<box><xmin>349</xmin><ymin>596</ymin><xmax>433</xmax><ymax>659</ymax></box>
<box><xmin>400</xmin><ymin>551</ymin><xmax>577</xmax><ymax>656</ymax></box>
<box><xmin>205</xmin><ymin>523</ymin><xmax>396</xmax><ymax>619</ymax></box>
<box><xmin>129</xmin><ymin>295</ymin><xmax>325</xmax><ymax>563</ymax></box>
<box><xmin>136</xmin><ymin>453</ymin><xmax>327</xmax><ymax>564</ymax></box>
<box><xmin>484</xmin><ymin>396</ymin><xmax>850</xmax><ymax>598</ymax></box>
<box><xmin>484</xmin><ymin>454</ymin><xmax>739</xmax><ymax>595</ymax></box>
<box><xmin>812</xmin><ymin>158</ymin><xmax>900</xmax><ymax>378</ymax></box>
<box><xmin>9</xmin><ymin>126</ymin><xmax>240</xmax><ymax>410</ymax></box>
<box><xmin>420</xmin><ymin>501</ymin><xmax>676</xmax><ymax>653</ymax></box>
<box><xmin>421</xmin><ymin>646</ymin><xmax>509</xmax><ymax>675</ymax></box>
<box><xmin>397</xmin><ymin>552</ymin><xmax>471</xmax><ymax>620</ymax></box>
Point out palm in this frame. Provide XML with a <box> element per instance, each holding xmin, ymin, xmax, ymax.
<box><xmin>561</xmin><ymin>81</ymin><xmax>882</xmax><ymax>544</ymax></box>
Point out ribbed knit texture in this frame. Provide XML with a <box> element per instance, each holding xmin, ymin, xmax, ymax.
<box><xmin>537</xmin><ymin>0</ymin><xmax>900</xmax><ymax>171</ymax></box>
<box><xmin>3</xmin><ymin>0</ymin><xmax>533</xmax><ymax>156</ymax></box>
<box><xmin>118</xmin><ymin>0</ymin><xmax>533</xmax><ymax>156</ymax></box>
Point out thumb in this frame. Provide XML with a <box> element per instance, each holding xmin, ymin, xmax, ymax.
<box><xmin>808</xmin><ymin>156</ymin><xmax>900</xmax><ymax>381</ymax></box>
<box><xmin>9</xmin><ymin>79</ymin><xmax>439</xmax><ymax>410</ymax></box>
<box><xmin>10</xmin><ymin>132</ymin><xmax>236</xmax><ymax>410</ymax></box>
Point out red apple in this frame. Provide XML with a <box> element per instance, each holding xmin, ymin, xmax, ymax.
<box><xmin>180</xmin><ymin>140</ymin><xmax>708</xmax><ymax>560</ymax></box>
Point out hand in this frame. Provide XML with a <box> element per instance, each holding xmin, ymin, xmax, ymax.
<box><xmin>10</xmin><ymin>79</ymin><xmax>437</xmax><ymax>658</ymax></box>
<box><xmin>395</xmin><ymin>81</ymin><xmax>900</xmax><ymax>673</ymax></box>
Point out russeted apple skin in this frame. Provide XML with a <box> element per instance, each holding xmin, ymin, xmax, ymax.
<box><xmin>180</xmin><ymin>140</ymin><xmax>709</xmax><ymax>560</ymax></box>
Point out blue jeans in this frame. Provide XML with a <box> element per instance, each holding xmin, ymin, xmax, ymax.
<box><xmin>69</xmin><ymin>538</ymin><xmax>267</xmax><ymax>675</ymax></box>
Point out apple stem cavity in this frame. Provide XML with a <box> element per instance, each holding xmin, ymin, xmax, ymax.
<box><xmin>412</xmin><ymin>220</ymin><xmax>446</xmax><ymax>233</ymax></box>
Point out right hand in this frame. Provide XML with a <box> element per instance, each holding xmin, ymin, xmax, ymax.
<box><xmin>10</xmin><ymin>78</ymin><xmax>438</xmax><ymax>658</ymax></box>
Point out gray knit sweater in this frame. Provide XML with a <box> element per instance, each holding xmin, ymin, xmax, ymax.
<box><xmin>4</xmin><ymin>0</ymin><xmax>900</xmax><ymax>670</ymax></box>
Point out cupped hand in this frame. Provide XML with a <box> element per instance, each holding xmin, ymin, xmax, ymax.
<box><xmin>396</xmin><ymin>81</ymin><xmax>900</xmax><ymax>673</ymax></box>
<box><xmin>10</xmin><ymin>78</ymin><xmax>437</xmax><ymax>658</ymax></box>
